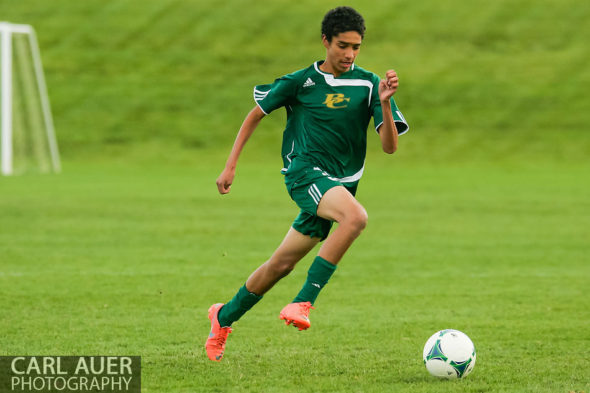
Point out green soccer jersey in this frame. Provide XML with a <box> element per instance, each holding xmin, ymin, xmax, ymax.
<box><xmin>254</xmin><ymin>61</ymin><xmax>409</xmax><ymax>182</ymax></box>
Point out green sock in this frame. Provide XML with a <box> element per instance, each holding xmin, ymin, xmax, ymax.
<box><xmin>292</xmin><ymin>256</ymin><xmax>337</xmax><ymax>305</ymax></box>
<box><xmin>217</xmin><ymin>285</ymin><xmax>262</xmax><ymax>327</ymax></box>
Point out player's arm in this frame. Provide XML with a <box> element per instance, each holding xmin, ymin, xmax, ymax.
<box><xmin>377</xmin><ymin>70</ymin><xmax>399</xmax><ymax>154</ymax></box>
<box><xmin>216</xmin><ymin>105</ymin><xmax>266</xmax><ymax>194</ymax></box>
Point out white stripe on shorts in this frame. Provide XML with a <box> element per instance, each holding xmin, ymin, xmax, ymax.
<box><xmin>308</xmin><ymin>187</ymin><xmax>319</xmax><ymax>205</ymax></box>
<box><xmin>312</xmin><ymin>184</ymin><xmax>323</xmax><ymax>200</ymax></box>
<box><xmin>308</xmin><ymin>184</ymin><xmax>323</xmax><ymax>206</ymax></box>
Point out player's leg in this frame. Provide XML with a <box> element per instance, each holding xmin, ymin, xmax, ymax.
<box><xmin>245</xmin><ymin>227</ymin><xmax>321</xmax><ymax>294</ymax></box>
<box><xmin>216</xmin><ymin>226</ymin><xmax>319</xmax><ymax>326</ymax></box>
<box><xmin>281</xmin><ymin>185</ymin><xmax>367</xmax><ymax>330</ymax></box>
<box><xmin>206</xmin><ymin>226</ymin><xmax>319</xmax><ymax>361</ymax></box>
<box><xmin>315</xmin><ymin>185</ymin><xmax>368</xmax><ymax>264</ymax></box>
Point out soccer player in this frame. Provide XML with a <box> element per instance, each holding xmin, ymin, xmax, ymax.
<box><xmin>206</xmin><ymin>6</ymin><xmax>409</xmax><ymax>361</ymax></box>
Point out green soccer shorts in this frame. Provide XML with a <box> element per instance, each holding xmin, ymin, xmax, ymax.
<box><xmin>284</xmin><ymin>158</ymin><xmax>358</xmax><ymax>241</ymax></box>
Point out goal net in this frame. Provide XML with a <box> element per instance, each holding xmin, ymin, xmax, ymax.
<box><xmin>0</xmin><ymin>22</ymin><xmax>60</xmax><ymax>175</ymax></box>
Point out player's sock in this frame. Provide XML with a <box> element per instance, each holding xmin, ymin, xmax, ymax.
<box><xmin>217</xmin><ymin>284</ymin><xmax>262</xmax><ymax>327</ymax></box>
<box><xmin>292</xmin><ymin>256</ymin><xmax>337</xmax><ymax>304</ymax></box>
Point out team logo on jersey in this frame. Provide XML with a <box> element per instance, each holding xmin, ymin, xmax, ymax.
<box><xmin>323</xmin><ymin>93</ymin><xmax>350</xmax><ymax>109</ymax></box>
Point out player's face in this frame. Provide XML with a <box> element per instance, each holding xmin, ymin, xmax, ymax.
<box><xmin>322</xmin><ymin>31</ymin><xmax>362</xmax><ymax>76</ymax></box>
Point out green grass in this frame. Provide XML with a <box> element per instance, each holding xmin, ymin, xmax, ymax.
<box><xmin>1</xmin><ymin>0</ymin><xmax>590</xmax><ymax>391</ymax></box>
<box><xmin>1</xmin><ymin>158</ymin><xmax>589</xmax><ymax>392</ymax></box>
<box><xmin>1</xmin><ymin>0</ymin><xmax>589</xmax><ymax>161</ymax></box>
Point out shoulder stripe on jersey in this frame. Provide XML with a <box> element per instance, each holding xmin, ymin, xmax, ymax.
<box><xmin>254</xmin><ymin>89</ymin><xmax>270</xmax><ymax>101</ymax></box>
<box><xmin>252</xmin><ymin>87</ymin><xmax>270</xmax><ymax>115</ymax></box>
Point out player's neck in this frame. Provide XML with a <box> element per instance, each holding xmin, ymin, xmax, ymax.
<box><xmin>319</xmin><ymin>60</ymin><xmax>342</xmax><ymax>77</ymax></box>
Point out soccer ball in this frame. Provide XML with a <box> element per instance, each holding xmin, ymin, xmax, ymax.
<box><xmin>423</xmin><ymin>329</ymin><xmax>476</xmax><ymax>379</ymax></box>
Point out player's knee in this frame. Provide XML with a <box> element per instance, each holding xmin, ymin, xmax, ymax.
<box><xmin>356</xmin><ymin>207</ymin><xmax>369</xmax><ymax>232</ymax></box>
<box><xmin>345</xmin><ymin>206</ymin><xmax>368</xmax><ymax>234</ymax></box>
<box><xmin>268</xmin><ymin>257</ymin><xmax>296</xmax><ymax>277</ymax></box>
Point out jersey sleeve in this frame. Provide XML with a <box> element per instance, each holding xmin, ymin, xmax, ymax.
<box><xmin>370</xmin><ymin>74</ymin><xmax>410</xmax><ymax>135</ymax></box>
<box><xmin>253</xmin><ymin>73</ymin><xmax>299</xmax><ymax>115</ymax></box>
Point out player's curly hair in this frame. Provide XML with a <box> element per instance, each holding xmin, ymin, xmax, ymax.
<box><xmin>321</xmin><ymin>6</ymin><xmax>366</xmax><ymax>42</ymax></box>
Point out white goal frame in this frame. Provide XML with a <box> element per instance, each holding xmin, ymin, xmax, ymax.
<box><xmin>0</xmin><ymin>21</ymin><xmax>60</xmax><ymax>175</ymax></box>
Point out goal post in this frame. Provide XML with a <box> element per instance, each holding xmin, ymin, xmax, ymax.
<box><xmin>0</xmin><ymin>22</ymin><xmax>60</xmax><ymax>175</ymax></box>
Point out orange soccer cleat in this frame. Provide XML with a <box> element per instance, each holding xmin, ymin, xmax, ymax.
<box><xmin>279</xmin><ymin>302</ymin><xmax>315</xmax><ymax>331</ymax></box>
<box><xmin>205</xmin><ymin>303</ymin><xmax>232</xmax><ymax>361</ymax></box>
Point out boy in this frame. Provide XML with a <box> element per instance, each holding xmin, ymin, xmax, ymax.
<box><xmin>206</xmin><ymin>6</ymin><xmax>409</xmax><ymax>361</ymax></box>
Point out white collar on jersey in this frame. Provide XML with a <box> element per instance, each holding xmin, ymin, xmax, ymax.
<box><xmin>314</xmin><ymin>60</ymin><xmax>355</xmax><ymax>76</ymax></box>
<box><xmin>313</xmin><ymin>61</ymin><xmax>373</xmax><ymax>107</ymax></box>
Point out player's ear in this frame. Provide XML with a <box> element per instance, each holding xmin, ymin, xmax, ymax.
<box><xmin>321</xmin><ymin>34</ymin><xmax>330</xmax><ymax>49</ymax></box>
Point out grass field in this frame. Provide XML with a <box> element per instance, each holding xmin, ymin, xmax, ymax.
<box><xmin>1</xmin><ymin>156</ymin><xmax>589</xmax><ymax>392</ymax></box>
<box><xmin>1</xmin><ymin>0</ymin><xmax>590</xmax><ymax>392</ymax></box>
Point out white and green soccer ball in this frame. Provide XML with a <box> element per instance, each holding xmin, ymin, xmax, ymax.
<box><xmin>423</xmin><ymin>329</ymin><xmax>476</xmax><ymax>379</ymax></box>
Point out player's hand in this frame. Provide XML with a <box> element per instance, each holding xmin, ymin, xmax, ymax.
<box><xmin>216</xmin><ymin>168</ymin><xmax>235</xmax><ymax>194</ymax></box>
<box><xmin>378</xmin><ymin>69</ymin><xmax>398</xmax><ymax>102</ymax></box>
